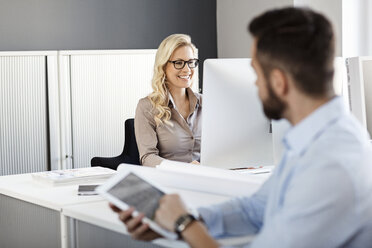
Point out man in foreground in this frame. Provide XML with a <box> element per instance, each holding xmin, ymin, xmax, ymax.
<box><xmin>111</xmin><ymin>7</ymin><xmax>372</xmax><ymax>248</ymax></box>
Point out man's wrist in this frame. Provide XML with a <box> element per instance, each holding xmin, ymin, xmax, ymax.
<box><xmin>174</xmin><ymin>213</ymin><xmax>196</xmax><ymax>238</ymax></box>
<box><xmin>189</xmin><ymin>209</ymin><xmax>205</xmax><ymax>223</ymax></box>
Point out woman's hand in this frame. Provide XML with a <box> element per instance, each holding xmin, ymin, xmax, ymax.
<box><xmin>190</xmin><ymin>160</ymin><xmax>200</xmax><ymax>165</ymax></box>
<box><xmin>109</xmin><ymin>203</ymin><xmax>161</xmax><ymax>241</ymax></box>
<box><xmin>154</xmin><ymin>194</ymin><xmax>188</xmax><ymax>231</ymax></box>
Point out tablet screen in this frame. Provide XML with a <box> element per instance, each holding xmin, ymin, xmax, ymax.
<box><xmin>107</xmin><ymin>172</ymin><xmax>164</xmax><ymax>220</ymax></box>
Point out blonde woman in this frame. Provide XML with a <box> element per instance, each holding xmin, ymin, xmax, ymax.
<box><xmin>135</xmin><ymin>34</ymin><xmax>202</xmax><ymax>167</ymax></box>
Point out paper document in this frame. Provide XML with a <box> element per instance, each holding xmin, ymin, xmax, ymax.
<box><xmin>32</xmin><ymin>167</ymin><xmax>116</xmax><ymax>186</ymax></box>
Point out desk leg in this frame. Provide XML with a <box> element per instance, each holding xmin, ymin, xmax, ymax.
<box><xmin>61</xmin><ymin>214</ymin><xmax>69</xmax><ymax>248</ymax></box>
<box><xmin>61</xmin><ymin>214</ymin><xmax>77</xmax><ymax>248</ymax></box>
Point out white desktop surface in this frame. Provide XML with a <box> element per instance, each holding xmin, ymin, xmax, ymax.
<box><xmin>63</xmin><ymin>186</ymin><xmax>229</xmax><ymax>230</ymax></box>
<box><xmin>62</xmin><ymin>187</ymin><xmax>254</xmax><ymax>248</ymax></box>
<box><xmin>62</xmin><ymin>200</ymin><xmax>188</xmax><ymax>248</ymax></box>
<box><xmin>0</xmin><ymin>170</ymin><xmax>268</xmax><ymax>248</ymax></box>
<box><xmin>0</xmin><ymin>173</ymin><xmax>104</xmax><ymax>211</ymax></box>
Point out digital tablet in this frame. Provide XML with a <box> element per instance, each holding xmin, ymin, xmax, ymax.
<box><xmin>96</xmin><ymin>170</ymin><xmax>178</xmax><ymax>240</ymax></box>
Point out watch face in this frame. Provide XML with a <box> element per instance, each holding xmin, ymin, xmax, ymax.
<box><xmin>175</xmin><ymin>214</ymin><xmax>195</xmax><ymax>233</ymax></box>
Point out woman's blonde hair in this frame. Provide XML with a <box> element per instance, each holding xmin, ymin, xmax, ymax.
<box><xmin>148</xmin><ymin>34</ymin><xmax>197</xmax><ymax>127</ymax></box>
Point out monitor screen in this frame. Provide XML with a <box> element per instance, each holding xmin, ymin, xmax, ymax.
<box><xmin>201</xmin><ymin>58</ymin><xmax>348</xmax><ymax>169</ymax></box>
<box><xmin>201</xmin><ymin>58</ymin><xmax>274</xmax><ymax>168</ymax></box>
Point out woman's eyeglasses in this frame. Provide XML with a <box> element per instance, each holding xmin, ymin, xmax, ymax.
<box><xmin>168</xmin><ymin>59</ymin><xmax>199</xmax><ymax>70</ymax></box>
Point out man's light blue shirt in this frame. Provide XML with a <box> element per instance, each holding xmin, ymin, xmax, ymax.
<box><xmin>198</xmin><ymin>97</ymin><xmax>372</xmax><ymax>247</ymax></box>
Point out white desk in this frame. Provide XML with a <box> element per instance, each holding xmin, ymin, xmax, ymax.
<box><xmin>0</xmin><ymin>173</ymin><xmax>104</xmax><ymax>210</ymax></box>
<box><xmin>0</xmin><ymin>173</ymin><xmax>105</xmax><ymax>248</ymax></box>
<box><xmin>0</xmin><ymin>171</ymin><xmax>268</xmax><ymax>248</ymax></box>
<box><xmin>62</xmin><ymin>187</ymin><xmax>229</xmax><ymax>248</ymax></box>
<box><xmin>62</xmin><ymin>188</ymin><xmax>256</xmax><ymax>248</ymax></box>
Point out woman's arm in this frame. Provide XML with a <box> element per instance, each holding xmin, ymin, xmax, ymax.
<box><xmin>135</xmin><ymin>98</ymin><xmax>164</xmax><ymax>167</ymax></box>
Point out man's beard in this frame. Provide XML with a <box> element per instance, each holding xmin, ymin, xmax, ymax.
<box><xmin>262</xmin><ymin>80</ymin><xmax>286</xmax><ymax>120</ymax></box>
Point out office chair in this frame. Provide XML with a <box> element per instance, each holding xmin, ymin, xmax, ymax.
<box><xmin>91</xmin><ymin>118</ymin><xmax>140</xmax><ymax>170</ymax></box>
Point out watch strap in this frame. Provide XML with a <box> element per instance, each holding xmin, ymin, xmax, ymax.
<box><xmin>174</xmin><ymin>213</ymin><xmax>196</xmax><ymax>237</ymax></box>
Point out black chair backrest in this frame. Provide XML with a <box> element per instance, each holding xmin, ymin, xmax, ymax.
<box><xmin>122</xmin><ymin>118</ymin><xmax>140</xmax><ymax>165</ymax></box>
<box><xmin>91</xmin><ymin>118</ymin><xmax>140</xmax><ymax>170</ymax></box>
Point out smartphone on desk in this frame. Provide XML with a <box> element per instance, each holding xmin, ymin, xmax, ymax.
<box><xmin>78</xmin><ymin>184</ymin><xmax>100</xmax><ymax>196</ymax></box>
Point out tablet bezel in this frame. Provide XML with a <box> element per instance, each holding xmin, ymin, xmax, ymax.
<box><xmin>96</xmin><ymin>168</ymin><xmax>177</xmax><ymax>240</ymax></box>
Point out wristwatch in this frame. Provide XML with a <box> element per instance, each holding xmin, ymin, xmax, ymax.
<box><xmin>174</xmin><ymin>213</ymin><xmax>196</xmax><ymax>237</ymax></box>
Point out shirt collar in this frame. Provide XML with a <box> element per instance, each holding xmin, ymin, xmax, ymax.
<box><xmin>168</xmin><ymin>87</ymin><xmax>201</xmax><ymax>111</ymax></box>
<box><xmin>283</xmin><ymin>96</ymin><xmax>347</xmax><ymax>155</ymax></box>
<box><xmin>168</xmin><ymin>92</ymin><xmax>176</xmax><ymax>109</ymax></box>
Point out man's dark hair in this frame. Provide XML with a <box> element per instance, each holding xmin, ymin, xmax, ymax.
<box><xmin>248</xmin><ymin>7</ymin><xmax>335</xmax><ymax>97</ymax></box>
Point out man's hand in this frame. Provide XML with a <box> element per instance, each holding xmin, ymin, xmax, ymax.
<box><xmin>155</xmin><ymin>194</ymin><xmax>188</xmax><ymax>231</ymax></box>
<box><xmin>190</xmin><ymin>160</ymin><xmax>200</xmax><ymax>165</ymax></box>
<box><xmin>109</xmin><ymin>203</ymin><xmax>161</xmax><ymax>241</ymax></box>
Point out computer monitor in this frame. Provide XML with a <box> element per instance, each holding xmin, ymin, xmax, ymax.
<box><xmin>346</xmin><ymin>56</ymin><xmax>372</xmax><ymax>137</ymax></box>
<box><xmin>201</xmin><ymin>57</ymin><xmax>349</xmax><ymax>169</ymax></box>
<box><xmin>272</xmin><ymin>57</ymin><xmax>349</xmax><ymax>164</ymax></box>
<box><xmin>201</xmin><ymin>58</ymin><xmax>274</xmax><ymax>169</ymax></box>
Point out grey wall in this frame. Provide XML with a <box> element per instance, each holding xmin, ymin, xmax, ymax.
<box><xmin>216</xmin><ymin>0</ymin><xmax>344</xmax><ymax>58</ymax></box>
<box><xmin>0</xmin><ymin>0</ymin><xmax>217</xmax><ymax>87</ymax></box>
<box><xmin>217</xmin><ymin>0</ymin><xmax>292</xmax><ymax>58</ymax></box>
<box><xmin>294</xmin><ymin>0</ymin><xmax>342</xmax><ymax>57</ymax></box>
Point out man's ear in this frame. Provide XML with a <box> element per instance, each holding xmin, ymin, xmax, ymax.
<box><xmin>269</xmin><ymin>69</ymin><xmax>288</xmax><ymax>97</ymax></box>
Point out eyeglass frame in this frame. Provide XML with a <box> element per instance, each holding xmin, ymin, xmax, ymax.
<box><xmin>168</xmin><ymin>59</ymin><xmax>199</xmax><ymax>70</ymax></box>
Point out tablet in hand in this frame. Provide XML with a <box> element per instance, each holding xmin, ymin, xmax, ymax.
<box><xmin>96</xmin><ymin>170</ymin><xmax>177</xmax><ymax>240</ymax></box>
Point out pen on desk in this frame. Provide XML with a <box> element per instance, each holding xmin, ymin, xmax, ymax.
<box><xmin>253</xmin><ymin>171</ymin><xmax>270</xmax><ymax>174</ymax></box>
<box><xmin>229</xmin><ymin>166</ymin><xmax>263</xmax><ymax>170</ymax></box>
